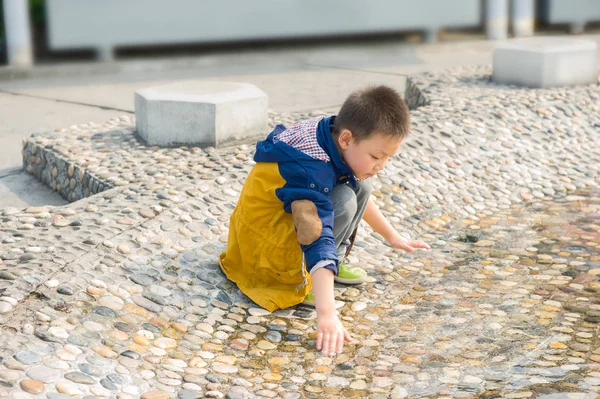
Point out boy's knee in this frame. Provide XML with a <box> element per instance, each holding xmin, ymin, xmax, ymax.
<box><xmin>291</xmin><ymin>200</ymin><xmax>322</xmax><ymax>245</ymax></box>
<box><xmin>356</xmin><ymin>179</ymin><xmax>374</xmax><ymax>198</ymax></box>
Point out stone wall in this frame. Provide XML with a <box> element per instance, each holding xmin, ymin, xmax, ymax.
<box><xmin>404</xmin><ymin>76</ymin><xmax>430</xmax><ymax>110</ymax></box>
<box><xmin>22</xmin><ymin>140</ymin><xmax>112</xmax><ymax>203</ymax></box>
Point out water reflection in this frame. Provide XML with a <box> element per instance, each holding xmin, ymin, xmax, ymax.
<box><xmin>334</xmin><ymin>190</ymin><xmax>600</xmax><ymax>397</ymax></box>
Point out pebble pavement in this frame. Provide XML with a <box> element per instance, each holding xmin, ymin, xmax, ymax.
<box><xmin>1</xmin><ymin>65</ymin><xmax>600</xmax><ymax>398</ymax></box>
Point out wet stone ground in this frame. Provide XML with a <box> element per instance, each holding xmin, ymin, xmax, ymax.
<box><xmin>0</xmin><ymin>65</ymin><xmax>599</xmax><ymax>398</ymax></box>
<box><xmin>345</xmin><ymin>190</ymin><xmax>600</xmax><ymax>399</ymax></box>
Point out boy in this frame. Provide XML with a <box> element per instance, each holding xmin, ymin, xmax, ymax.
<box><xmin>219</xmin><ymin>86</ymin><xmax>429</xmax><ymax>356</ymax></box>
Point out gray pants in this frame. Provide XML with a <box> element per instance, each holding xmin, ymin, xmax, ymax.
<box><xmin>330</xmin><ymin>179</ymin><xmax>373</xmax><ymax>260</ymax></box>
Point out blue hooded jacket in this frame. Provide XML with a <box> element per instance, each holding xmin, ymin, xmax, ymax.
<box><xmin>253</xmin><ymin>116</ymin><xmax>357</xmax><ymax>273</ymax></box>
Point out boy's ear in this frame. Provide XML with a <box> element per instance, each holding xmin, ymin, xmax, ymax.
<box><xmin>337</xmin><ymin>129</ymin><xmax>354</xmax><ymax>149</ymax></box>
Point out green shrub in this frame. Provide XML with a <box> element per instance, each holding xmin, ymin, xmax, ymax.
<box><xmin>0</xmin><ymin>1</ymin><xmax>44</xmax><ymax>44</ymax></box>
<box><xmin>0</xmin><ymin>3</ymin><xmax>4</xmax><ymax>42</ymax></box>
<box><xmin>30</xmin><ymin>0</ymin><xmax>45</xmax><ymax>26</ymax></box>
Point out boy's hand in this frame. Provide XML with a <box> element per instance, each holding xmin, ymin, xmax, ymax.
<box><xmin>316</xmin><ymin>314</ymin><xmax>352</xmax><ymax>356</ymax></box>
<box><xmin>311</xmin><ymin>268</ymin><xmax>351</xmax><ymax>355</ymax></box>
<box><xmin>388</xmin><ymin>234</ymin><xmax>430</xmax><ymax>253</ymax></box>
<box><xmin>363</xmin><ymin>199</ymin><xmax>430</xmax><ymax>253</ymax></box>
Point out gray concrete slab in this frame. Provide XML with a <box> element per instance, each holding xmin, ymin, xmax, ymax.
<box><xmin>0</xmin><ymin>92</ymin><xmax>127</xmax><ymax>170</ymax></box>
<box><xmin>0</xmin><ymin>36</ymin><xmax>496</xmax><ymax>114</ymax></box>
<box><xmin>315</xmin><ymin>34</ymin><xmax>600</xmax><ymax>75</ymax></box>
<box><xmin>0</xmin><ymin>170</ymin><xmax>67</xmax><ymax>207</ymax></box>
<box><xmin>5</xmin><ymin>34</ymin><xmax>597</xmax><ymax>115</ymax></box>
<box><xmin>8</xmin><ymin>35</ymin><xmax>598</xmax><ymax>116</ymax></box>
<box><xmin>0</xmin><ymin>67</ymin><xmax>409</xmax><ymax>113</ymax></box>
<box><xmin>302</xmin><ymin>37</ymin><xmax>495</xmax><ymax>72</ymax></box>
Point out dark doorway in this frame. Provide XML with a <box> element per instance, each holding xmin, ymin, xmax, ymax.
<box><xmin>0</xmin><ymin>0</ymin><xmax>7</xmax><ymax>65</ymax></box>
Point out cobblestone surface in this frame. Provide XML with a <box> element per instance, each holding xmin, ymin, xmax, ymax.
<box><xmin>1</xmin><ymin>65</ymin><xmax>600</xmax><ymax>398</ymax></box>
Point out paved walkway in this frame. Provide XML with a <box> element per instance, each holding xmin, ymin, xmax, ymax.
<box><xmin>0</xmin><ymin>61</ymin><xmax>599</xmax><ymax>398</ymax></box>
<box><xmin>1</xmin><ymin>32</ymin><xmax>600</xmax><ymax>399</ymax></box>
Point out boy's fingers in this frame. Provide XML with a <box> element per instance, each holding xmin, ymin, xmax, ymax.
<box><xmin>398</xmin><ymin>242</ymin><xmax>415</xmax><ymax>252</ymax></box>
<box><xmin>328</xmin><ymin>334</ymin><xmax>336</xmax><ymax>356</ymax></box>
<box><xmin>322</xmin><ymin>333</ymin><xmax>332</xmax><ymax>355</ymax></box>
<box><xmin>344</xmin><ymin>330</ymin><xmax>352</xmax><ymax>342</ymax></box>
<box><xmin>336</xmin><ymin>332</ymin><xmax>344</xmax><ymax>354</ymax></box>
<box><xmin>411</xmin><ymin>240</ymin><xmax>430</xmax><ymax>249</ymax></box>
<box><xmin>316</xmin><ymin>331</ymin><xmax>323</xmax><ymax>350</ymax></box>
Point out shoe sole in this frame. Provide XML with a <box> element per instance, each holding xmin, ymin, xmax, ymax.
<box><xmin>334</xmin><ymin>275</ymin><xmax>367</xmax><ymax>285</ymax></box>
<box><xmin>301</xmin><ymin>299</ymin><xmax>315</xmax><ymax>307</ymax></box>
<box><xmin>300</xmin><ymin>299</ymin><xmax>346</xmax><ymax>309</ymax></box>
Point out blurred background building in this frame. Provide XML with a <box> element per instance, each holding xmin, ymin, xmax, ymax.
<box><xmin>0</xmin><ymin>0</ymin><xmax>599</xmax><ymax>67</ymax></box>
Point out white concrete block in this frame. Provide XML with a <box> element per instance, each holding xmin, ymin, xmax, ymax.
<box><xmin>135</xmin><ymin>81</ymin><xmax>268</xmax><ymax>147</ymax></box>
<box><xmin>493</xmin><ymin>37</ymin><xmax>598</xmax><ymax>88</ymax></box>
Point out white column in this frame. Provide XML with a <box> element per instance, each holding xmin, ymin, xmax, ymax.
<box><xmin>512</xmin><ymin>0</ymin><xmax>535</xmax><ymax>37</ymax></box>
<box><xmin>486</xmin><ymin>0</ymin><xmax>509</xmax><ymax>40</ymax></box>
<box><xmin>3</xmin><ymin>0</ymin><xmax>33</xmax><ymax>67</ymax></box>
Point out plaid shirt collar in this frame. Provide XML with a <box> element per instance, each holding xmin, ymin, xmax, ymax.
<box><xmin>317</xmin><ymin>116</ymin><xmax>358</xmax><ymax>188</ymax></box>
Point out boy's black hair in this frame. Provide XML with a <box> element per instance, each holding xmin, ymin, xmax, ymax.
<box><xmin>333</xmin><ymin>85</ymin><xmax>410</xmax><ymax>141</ymax></box>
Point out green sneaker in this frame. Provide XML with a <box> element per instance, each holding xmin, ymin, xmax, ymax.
<box><xmin>334</xmin><ymin>262</ymin><xmax>367</xmax><ymax>285</ymax></box>
<box><xmin>301</xmin><ymin>292</ymin><xmax>316</xmax><ymax>307</ymax></box>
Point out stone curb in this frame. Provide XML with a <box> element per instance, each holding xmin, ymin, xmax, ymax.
<box><xmin>404</xmin><ymin>76</ymin><xmax>430</xmax><ymax>110</ymax></box>
<box><xmin>22</xmin><ymin>139</ymin><xmax>113</xmax><ymax>203</ymax></box>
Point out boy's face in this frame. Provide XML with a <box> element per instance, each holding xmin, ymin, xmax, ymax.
<box><xmin>337</xmin><ymin>130</ymin><xmax>402</xmax><ymax>180</ymax></box>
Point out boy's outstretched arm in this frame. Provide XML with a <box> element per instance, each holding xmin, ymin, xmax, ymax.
<box><xmin>362</xmin><ymin>198</ymin><xmax>430</xmax><ymax>252</ymax></box>
<box><xmin>290</xmin><ymin>199</ymin><xmax>351</xmax><ymax>355</ymax></box>
<box><xmin>311</xmin><ymin>268</ymin><xmax>352</xmax><ymax>356</ymax></box>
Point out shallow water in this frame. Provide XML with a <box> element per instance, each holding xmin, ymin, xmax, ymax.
<box><xmin>276</xmin><ymin>190</ymin><xmax>600</xmax><ymax>398</ymax></box>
